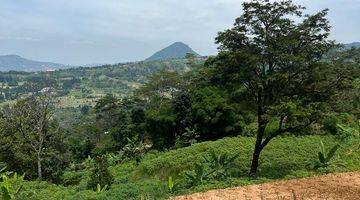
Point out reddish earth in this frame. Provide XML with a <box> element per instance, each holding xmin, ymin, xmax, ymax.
<box><xmin>171</xmin><ymin>171</ymin><xmax>360</xmax><ymax>200</ymax></box>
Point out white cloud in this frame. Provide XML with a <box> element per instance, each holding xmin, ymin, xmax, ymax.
<box><xmin>0</xmin><ymin>0</ymin><xmax>358</xmax><ymax>64</ymax></box>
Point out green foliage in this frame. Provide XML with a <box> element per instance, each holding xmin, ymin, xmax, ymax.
<box><xmin>337</xmin><ymin>120</ymin><xmax>360</xmax><ymax>137</ymax></box>
<box><xmin>139</xmin><ymin>136</ymin><xmax>360</xmax><ymax>179</ymax></box>
<box><xmin>323</xmin><ymin>116</ymin><xmax>339</xmax><ymax>135</ymax></box>
<box><xmin>0</xmin><ymin>58</ymin><xmax>198</xmax><ymax>105</ymax></box>
<box><xmin>80</xmin><ymin>104</ymin><xmax>91</xmax><ymax>115</ymax></box>
<box><xmin>204</xmin><ymin>150</ymin><xmax>239</xmax><ymax>179</ymax></box>
<box><xmin>167</xmin><ymin>176</ymin><xmax>174</xmax><ymax>193</ymax></box>
<box><xmin>184</xmin><ymin>162</ymin><xmax>206</xmax><ymax>187</ymax></box>
<box><xmin>95</xmin><ymin>184</ymin><xmax>108</xmax><ymax>193</ymax></box>
<box><xmin>0</xmin><ymin>170</ymin><xmax>24</xmax><ymax>200</ymax></box>
<box><xmin>0</xmin><ymin>1</ymin><xmax>358</xmax><ymax>199</ymax></box>
<box><xmin>145</xmin><ymin>107</ymin><xmax>177</xmax><ymax>150</ymax></box>
<box><xmin>183</xmin><ymin>150</ymin><xmax>239</xmax><ymax>187</ymax></box>
<box><xmin>0</xmin><ymin>95</ymin><xmax>69</xmax><ymax>181</ymax></box>
<box><xmin>94</xmin><ymin>94</ymin><xmax>121</xmax><ymax>130</ymax></box>
<box><xmin>135</xmin><ymin>70</ymin><xmax>184</xmax><ymax>110</ymax></box>
<box><xmin>189</xmin><ymin>87</ymin><xmax>244</xmax><ymax>141</ymax></box>
<box><xmin>314</xmin><ymin>140</ymin><xmax>340</xmax><ymax>170</ymax></box>
<box><xmin>5</xmin><ymin>135</ymin><xmax>360</xmax><ymax>199</ymax></box>
<box><xmin>206</xmin><ymin>0</ymin><xmax>359</xmax><ymax>175</ymax></box>
<box><xmin>87</xmin><ymin>156</ymin><xmax>114</xmax><ymax>191</ymax></box>
<box><xmin>121</xmin><ymin>137</ymin><xmax>147</xmax><ymax>164</ymax></box>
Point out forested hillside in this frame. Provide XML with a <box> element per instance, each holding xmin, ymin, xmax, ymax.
<box><xmin>0</xmin><ymin>0</ymin><xmax>359</xmax><ymax>200</ymax></box>
<box><xmin>0</xmin><ymin>57</ymin><xmax>203</xmax><ymax>106</ymax></box>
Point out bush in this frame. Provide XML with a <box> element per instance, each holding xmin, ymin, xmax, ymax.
<box><xmin>323</xmin><ymin>116</ymin><xmax>339</xmax><ymax>135</ymax></box>
<box><xmin>87</xmin><ymin>156</ymin><xmax>114</xmax><ymax>191</ymax></box>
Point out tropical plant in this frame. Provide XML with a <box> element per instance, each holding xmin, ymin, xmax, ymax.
<box><xmin>0</xmin><ymin>169</ymin><xmax>24</xmax><ymax>200</ymax></box>
<box><xmin>167</xmin><ymin>176</ymin><xmax>174</xmax><ymax>193</ymax></box>
<box><xmin>337</xmin><ymin>120</ymin><xmax>360</xmax><ymax>137</ymax></box>
<box><xmin>314</xmin><ymin>140</ymin><xmax>340</xmax><ymax>169</ymax></box>
<box><xmin>87</xmin><ymin>156</ymin><xmax>114</xmax><ymax>191</ymax></box>
<box><xmin>95</xmin><ymin>184</ymin><xmax>108</xmax><ymax>193</ymax></box>
<box><xmin>184</xmin><ymin>162</ymin><xmax>206</xmax><ymax>187</ymax></box>
<box><xmin>184</xmin><ymin>150</ymin><xmax>239</xmax><ymax>187</ymax></box>
<box><xmin>204</xmin><ymin>150</ymin><xmax>239</xmax><ymax>180</ymax></box>
<box><xmin>121</xmin><ymin>137</ymin><xmax>148</xmax><ymax>164</ymax></box>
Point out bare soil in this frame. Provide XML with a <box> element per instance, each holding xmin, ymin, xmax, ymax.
<box><xmin>171</xmin><ymin>171</ymin><xmax>360</xmax><ymax>200</ymax></box>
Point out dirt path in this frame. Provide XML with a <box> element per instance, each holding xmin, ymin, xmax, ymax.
<box><xmin>171</xmin><ymin>171</ymin><xmax>360</xmax><ymax>200</ymax></box>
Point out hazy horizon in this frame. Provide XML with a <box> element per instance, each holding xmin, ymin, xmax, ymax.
<box><xmin>1</xmin><ymin>0</ymin><xmax>359</xmax><ymax>65</ymax></box>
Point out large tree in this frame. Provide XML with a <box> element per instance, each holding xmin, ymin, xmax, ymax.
<box><xmin>207</xmin><ymin>0</ymin><xmax>358</xmax><ymax>175</ymax></box>
<box><xmin>0</xmin><ymin>94</ymin><xmax>67</xmax><ymax>180</ymax></box>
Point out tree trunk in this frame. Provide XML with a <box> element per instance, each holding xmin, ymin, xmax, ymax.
<box><xmin>36</xmin><ymin>151</ymin><xmax>42</xmax><ymax>180</ymax></box>
<box><xmin>249</xmin><ymin>107</ymin><xmax>267</xmax><ymax>176</ymax></box>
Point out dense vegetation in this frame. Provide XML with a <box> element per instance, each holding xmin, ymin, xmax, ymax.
<box><xmin>0</xmin><ymin>0</ymin><xmax>359</xmax><ymax>199</ymax></box>
<box><xmin>2</xmin><ymin>136</ymin><xmax>359</xmax><ymax>199</ymax></box>
<box><xmin>0</xmin><ymin>58</ymin><xmax>201</xmax><ymax>105</ymax></box>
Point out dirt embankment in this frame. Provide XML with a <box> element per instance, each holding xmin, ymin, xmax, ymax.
<box><xmin>171</xmin><ymin>171</ymin><xmax>360</xmax><ymax>200</ymax></box>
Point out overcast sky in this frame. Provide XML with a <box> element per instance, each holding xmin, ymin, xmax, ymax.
<box><xmin>0</xmin><ymin>0</ymin><xmax>359</xmax><ymax>65</ymax></box>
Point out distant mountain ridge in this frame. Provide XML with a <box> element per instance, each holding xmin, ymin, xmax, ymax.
<box><xmin>344</xmin><ymin>42</ymin><xmax>360</xmax><ymax>49</ymax></box>
<box><xmin>145</xmin><ymin>42</ymin><xmax>200</xmax><ymax>61</ymax></box>
<box><xmin>0</xmin><ymin>55</ymin><xmax>68</xmax><ymax>72</ymax></box>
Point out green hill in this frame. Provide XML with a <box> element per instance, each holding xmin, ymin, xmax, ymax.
<box><xmin>0</xmin><ymin>58</ymin><xmax>201</xmax><ymax>107</ymax></box>
<box><xmin>344</xmin><ymin>42</ymin><xmax>360</xmax><ymax>49</ymax></box>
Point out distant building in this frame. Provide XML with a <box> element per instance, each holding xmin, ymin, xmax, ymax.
<box><xmin>40</xmin><ymin>87</ymin><xmax>53</xmax><ymax>93</ymax></box>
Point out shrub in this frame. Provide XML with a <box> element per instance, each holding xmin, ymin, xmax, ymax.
<box><xmin>337</xmin><ymin>120</ymin><xmax>360</xmax><ymax>137</ymax></box>
<box><xmin>323</xmin><ymin>116</ymin><xmax>339</xmax><ymax>135</ymax></box>
<box><xmin>87</xmin><ymin>156</ymin><xmax>114</xmax><ymax>191</ymax></box>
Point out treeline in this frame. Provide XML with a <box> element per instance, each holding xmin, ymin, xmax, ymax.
<box><xmin>0</xmin><ymin>58</ymin><xmax>198</xmax><ymax>103</ymax></box>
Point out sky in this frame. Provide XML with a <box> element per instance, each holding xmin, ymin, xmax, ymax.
<box><xmin>0</xmin><ymin>0</ymin><xmax>359</xmax><ymax>65</ymax></box>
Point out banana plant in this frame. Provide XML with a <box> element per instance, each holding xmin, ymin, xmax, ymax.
<box><xmin>314</xmin><ymin>140</ymin><xmax>340</xmax><ymax>169</ymax></box>
<box><xmin>184</xmin><ymin>150</ymin><xmax>239</xmax><ymax>187</ymax></box>
<box><xmin>184</xmin><ymin>163</ymin><xmax>205</xmax><ymax>187</ymax></box>
<box><xmin>204</xmin><ymin>150</ymin><xmax>239</xmax><ymax>179</ymax></box>
<box><xmin>0</xmin><ymin>172</ymin><xmax>24</xmax><ymax>200</ymax></box>
<box><xmin>95</xmin><ymin>184</ymin><xmax>108</xmax><ymax>193</ymax></box>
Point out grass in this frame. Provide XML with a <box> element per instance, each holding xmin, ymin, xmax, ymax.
<box><xmin>15</xmin><ymin>135</ymin><xmax>360</xmax><ymax>199</ymax></box>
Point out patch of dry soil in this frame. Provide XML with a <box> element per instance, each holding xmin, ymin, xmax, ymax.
<box><xmin>171</xmin><ymin>171</ymin><xmax>360</xmax><ymax>200</ymax></box>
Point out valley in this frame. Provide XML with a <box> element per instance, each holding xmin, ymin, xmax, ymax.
<box><xmin>0</xmin><ymin>1</ymin><xmax>359</xmax><ymax>200</ymax></box>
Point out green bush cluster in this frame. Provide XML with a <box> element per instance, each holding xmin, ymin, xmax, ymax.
<box><xmin>4</xmin><ymin>135</ymin><xmax>359</xmax><ymax>199</ymax></box>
